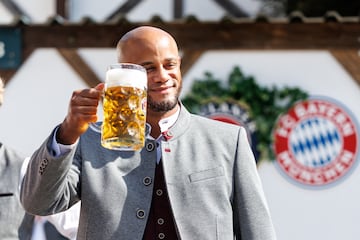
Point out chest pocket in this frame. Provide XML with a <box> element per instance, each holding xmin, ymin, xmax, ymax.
<box><xmin>0</xmin><ymin>185</ymin><xmax>15</xmax><ymax>198</ymax></box>
<box><xmin>0</xmin><ymin>192</ymin><xmax>18</xmax><ymax>219</ymax></box>
<box><xmin>189</xmin><ymin>166</ymin><xmax>224</xmax><ymax>183</ymax></box>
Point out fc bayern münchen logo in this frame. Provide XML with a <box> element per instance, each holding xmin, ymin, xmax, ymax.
<box><xmin>273</xmin><ymin>97</ymin><xmax>359</xmax><ymax>187</ymax></box>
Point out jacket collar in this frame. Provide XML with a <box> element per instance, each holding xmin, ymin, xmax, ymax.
<box><xmin>162</xmin><ymin>102</ymin><xmax>191</xmax><ymax>141</ymax></box>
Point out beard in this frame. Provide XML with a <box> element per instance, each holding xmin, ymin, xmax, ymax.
<box><xmin>147</xmin><ymin>94</ymin><xmax>179</xmax><ymax>112</ymax></box>
<box><xmin>147</xmin><ymin>83</ymin><xmax>182</xmax><ymax>112</ymax></box>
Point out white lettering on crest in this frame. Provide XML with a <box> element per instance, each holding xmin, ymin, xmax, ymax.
<box><xmin>312</xmin><ymin>172</ymin><xmax>324</xmax><ymax>183</ymax></box>
<box><xmin>324</xmin><ymin>168</ymin><xmax>338</xmax><ymax>180</ymax></box>
<box><xmin>289</xmin><ymin>164</ymin><xmax>301</xmax><ymax>176</ymax></box>
<box><xmin>298</xmin><ymin>170</ymin><xmax>312</xmax><ymax>182</ymax></box>
<box><xmin>307</xmin><ymin>103</ymin><xmax>318</xmax><ymax>114</ymax></box>
<box><xmin>220</xmin><ymin>103</ymin><xmax>229</xmax><ymax>113</ymax></box>
<box><xmin>326</xmin><ymin>107</ymin><xmax>337</xmax><ymax>118</ymax></box>
<box><xmin>317</xmin><ymin>103</ymin><xmax>328</xmax><ymax>114</ymax></box>
<box><xmin>340</xmin><ymin>150</ymin><xmax>353</xmax><ymax>165</ymax></box>
<box><xmin>278</xmin><ymin>151</ymin><xmax>292</xmax><ymax>167</ymax></box>
<box><xmin>295</xmin><ymin>104</ymin><xmax>306</xmax><ymax>118</ymax></box>
<box><xmin>334</xmin><ymin>113</ymin><xmax>346</xmax><ymax>124</ymax></box>
<box><xmin>342</xmin><ymin>123</ymin><xmax>354</xmax><ymax>136</ymax></box>
<box><xmin>276</xmin><ymin>115</ymin><xmax>296</xmax><ymax>137</ymax></box>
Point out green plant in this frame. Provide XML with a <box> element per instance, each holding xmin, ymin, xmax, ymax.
<box><xmin>182</xmin><ymin>66</ymin><xmax>308</xmax><ymax>161</ymax></box>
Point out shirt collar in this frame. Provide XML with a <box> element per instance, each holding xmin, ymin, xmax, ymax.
<box><xmin>159</xmin><ymin>106</ymin><xmax>180</xmax><ymax>134</ymax></box>
<box><xmin>146</xmin><ymin>105</ymin><xmax>181</xmax><ymax>141</ymax></box>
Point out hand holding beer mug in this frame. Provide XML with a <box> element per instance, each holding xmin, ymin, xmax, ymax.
<box><xmin>91</xmin><ymin>63</ymin><xmax>147</xmax><ymax>151</ymax></box>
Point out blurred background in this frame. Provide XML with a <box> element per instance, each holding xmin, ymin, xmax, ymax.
<box><xmin>1</xmin><ymin>1</ymin><xmax>360</xmax><ymax>239</ymax></box>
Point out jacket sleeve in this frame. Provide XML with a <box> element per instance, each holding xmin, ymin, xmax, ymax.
<box><xmin>20</xmin><ymin>128</ymin><xmax>80</xmax><ymax>216</ymax></box>
<box><xmin>233</xmin><ymin>127</ymin><xmax>277</xmax><ymax>239</ymax></box>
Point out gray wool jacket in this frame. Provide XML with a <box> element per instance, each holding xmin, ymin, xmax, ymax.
<box><xmin>21</xmin><ymin>104</ymin><xmax>276</xmax><ymax>240</ymax></box>
<box><xmin>0</xmin><ymin>143</ymin><xmax>34</xmax><ymax>239</ymax></box>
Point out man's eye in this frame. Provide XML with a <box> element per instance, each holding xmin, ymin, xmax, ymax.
<box><xmin>166</xmin><ymin>62</ymin><xmax>178</xmax><ymax>69</ymax></box>
<box><xmin>145</xmin><ymin>67</ymin><xmax>156</xmax><ymax>73</ymax></box>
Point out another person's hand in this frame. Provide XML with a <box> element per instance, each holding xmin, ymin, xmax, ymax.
<box><xmin>57</xmin><ymin>83</ymin><xmax>104</xmax><ymax>145</ymax></box>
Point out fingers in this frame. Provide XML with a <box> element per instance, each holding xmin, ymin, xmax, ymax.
<box><xmin>71</xmin><ymin>83</ymin><xmax>103</xmax><ymax>110</ymax></box>
<box><xmin>95</xmin><ymin>83</ymin><xmax>105</xmax><ymax>91</ymax></box>
<box><xmin>57</xmin><ymin>86</ymin><xmax>103</xmax><ymax>144</ymax></box>
<box><xmin>70</xmin><ymin>87</ymin><xmax>102</xmax><ymax>121</ymax></box>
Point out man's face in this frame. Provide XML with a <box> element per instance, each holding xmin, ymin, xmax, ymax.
<box><xmin>0</xmin><ymin>79</ymin><xmax>4</xmax><ymax>106</ymax></box>
<box><xmin>141</xmin><ymin>47</ymin><xmax>182</xmax><ymax>113</ymax></box>
<box><xmin>119</xmin><ymin>32</ymin><xmax>182</xmax><ymax>113</ymax></box>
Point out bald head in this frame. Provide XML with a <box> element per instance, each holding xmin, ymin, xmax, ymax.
<box><xmin>115</xmin><ymin>26</ymin><xmax>182</xmax><ymax>121</ymax></box>
<box><xmin>116</xmin><ymin>26</ymin><xmax>180</xmax><ymax>63</ymax></box>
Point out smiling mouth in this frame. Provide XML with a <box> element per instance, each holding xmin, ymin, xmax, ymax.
<box><xmin>155</xmin><ymin>86</ymin><xmax>172</xmax><ymax>91</ymax></box>
<box><xmin>150</xmin><ymin>83</ymin><xmax>175</xmax><ymax>92</ymax></box>
<box><xmin>149</xmin><ymin>88</ymin><xmax>171</xmax><ymax>96</ymax></box>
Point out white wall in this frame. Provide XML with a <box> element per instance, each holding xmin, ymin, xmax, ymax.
<box><xmin>1</xmin><ymin>1</ymin><xmax>360</xmax><ymax>240</ymax></box>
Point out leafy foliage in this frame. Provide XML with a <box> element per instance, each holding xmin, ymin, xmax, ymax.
<box><xmin>182</xmin><ymin>66</ymin><xmax>309</xmax><ymax>161</ymax></box>
<box><xmin>286</xmin><ymin>0</ymin><xmax>360</xmax><ymax>16</ymax></box>
<box><xmin>259</xmin><ymin>0</ymin><xmax>360</xmax><ymax>17</ymax></box>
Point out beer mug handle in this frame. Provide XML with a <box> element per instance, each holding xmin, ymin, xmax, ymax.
<box><xmin>89</xmin><ymin>121</ymin><xmax>102</xmax><ymax>133</ymax></box>
<box><xmin>88</xmin><ymin>89</ymin><xmax>104</xmax><ymax>133</ymax></box>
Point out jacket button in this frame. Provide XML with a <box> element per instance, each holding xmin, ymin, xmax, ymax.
<box><xmin>156</xmin><ymin>189</ymin><xmax>163</xmax><ymax>196</ymax></box>
<box><xmin>157</xmin><ymin>218</ymin><xmax>164</xmax><ymax>225</ymax></box>
<box><xmin>158</xmin><ymin>232</ymin><xmax>165</xmax><ymax>239</ymax></box>
<box><xmin>143</xmin><ymin>177</ymin><xmax>152</xmax><ymax>186</ymax></box>
<box><xmin>146</xmin><ymin>142</ymin><xmax>155</xmax><ymax>152</ymax></box>
<box><xmin>136</xmin><ymin>209</ymin><xmax>145</xmax><ymax>219</ymax></box>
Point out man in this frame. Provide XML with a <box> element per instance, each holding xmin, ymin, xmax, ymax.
<box><xmin>20</xmin><ymin>157</ymin><xmax>80</xmax><ymax>240</ymax></box>
<box><xmin>21</xmin><ymin>26</ymin><xmax>276</xmax><ymax>239</ymax></box>
<box><xmin>1</xmin><ymin>77</ymin><xmax>78</xmax><ymax>240</ymax></box>
<box><xmin>0</xmin><ymin>77</ymin><xmax>34</xmax><ymax>239</ymax></box>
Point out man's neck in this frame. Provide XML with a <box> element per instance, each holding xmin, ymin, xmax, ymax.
<box><xmin>147</xmin><ymin>104</ymin><xmax>180</xmax><ymax>138</ymax></box>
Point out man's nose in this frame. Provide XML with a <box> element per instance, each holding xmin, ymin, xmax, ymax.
<box><xmin>153</xmin><ymin>67</ymin><xmax>169</xmax><ymax>82</ymax></box>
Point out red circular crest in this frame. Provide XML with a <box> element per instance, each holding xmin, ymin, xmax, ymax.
<box><xmin>273</xmin><ymin>98</ymin><xmax>359</xmax><ymax>186</ymax></box>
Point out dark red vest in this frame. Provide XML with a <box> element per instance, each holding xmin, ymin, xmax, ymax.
<box><xmin>143</xmin><ymin>161</ymin><xmax>179</xmax><ymax>240</ymax></box>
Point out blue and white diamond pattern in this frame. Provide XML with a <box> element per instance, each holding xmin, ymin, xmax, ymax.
<box><xmin>290</xmin><ymin>117</ymin><xmax>342</xmax><ymax>168</ymax></box>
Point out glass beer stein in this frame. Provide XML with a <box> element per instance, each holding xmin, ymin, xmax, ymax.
<box><xmin>91</xmin><ymin>63</ymin><xmax>147</xmax><ymax>151</ymax></box>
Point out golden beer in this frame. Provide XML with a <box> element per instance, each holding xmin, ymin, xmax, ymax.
<box><xmin>99</xmin><ymin>63</ymin><xmax>147</xmax><ymax>151</ymax></box>
<box><xmin>101</xmin><ymin>86</ymin><xmax>147</xmax><ymax>150</ymax></box>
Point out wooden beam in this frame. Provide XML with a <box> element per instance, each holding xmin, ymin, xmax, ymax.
<box><xmin>57</xmin><ymin>48</ymin><xmax>102</xmax><ymax>87</ymax></box>
<box><xmin>212</xmin><ymin>0</ymin><xmax>249</xmax><ymax>17</ymax></box>
<box><xmin>3</xmin><ymin>20</ymin><xmax>360</xmax><ymax>87</ymax></box>
<box><xmin>106</xmin><ymin>0</ymin><xmax>144</xmax><ymax>21</ymax></box>
<box><xmin>56</xmin><ymin>0</ymin><xmax>69</xmax><ymax>19</ymax></box>
<box><xmin>18</xmin><ymin>22</ymin><xmax>360</xmax><ymax>50</ymax></box>
<box><xmin>0</xmin><ymin>0</ymin><xmax>31</xmax><ymax>21</ymax></box>
<box><xmin>180</xmin><ymin>49</ymin><xmax>204</xmax><ymax>76</ymax></box>
<box><xmin>173</xmin><ymin>0</ymin><xmax>184</xmax><ymax>19</ymax></box>
<box><xmin>331</xmin><ymin>49</ymin><xmax>360</xmax><ymax>86</ymax></box>
<box><xmin>21</xmin><ymin>24</ymin><xmax>136</xmax><ymax>49</ymax></box>
<box><xmin>0</xmin><ymin>69</ymin><xmax>15</xmax><ymax>83</ymax></box>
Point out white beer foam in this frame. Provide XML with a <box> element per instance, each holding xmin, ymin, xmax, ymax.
<box><xmin>106</xmin><ymin>68</ymin><xmax>147</xmax><ymax>89</ymax></box>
